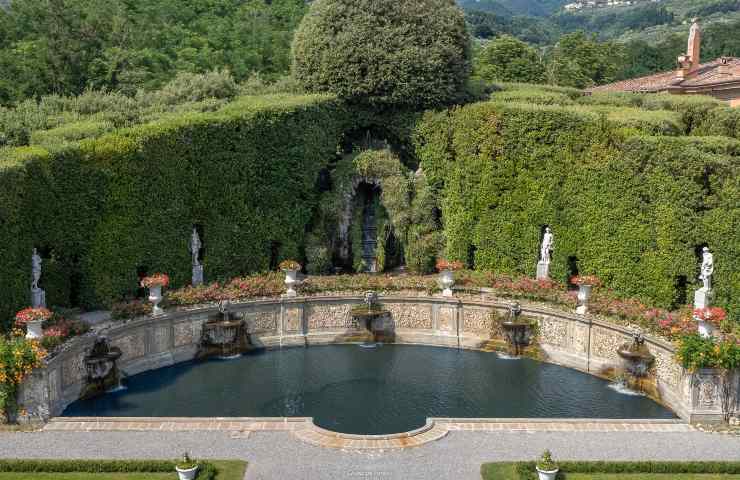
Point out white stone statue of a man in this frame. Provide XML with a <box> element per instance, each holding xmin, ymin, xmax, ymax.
<box><xmin>31</xmin><ymin>248</ymin><xmax>42</xmax><ymax>290</ymax></box>
<box><xmin>189</xmin><ymin>227</ymin><xmax>202</xmax><ymax>267</ymax></box>
<box><xmin>699</xmin><ymin>246</ymin><xmax>714</xmax><ymax>291</ymax></box>
<box><xmin>540</xmin><ymin>227</ymin><xmax>554</xmax><ymax>264</ymax></box>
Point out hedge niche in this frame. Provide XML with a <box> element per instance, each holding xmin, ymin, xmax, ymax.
<box><xmin>306</xmin><ymin>149</ymin><xmax>440</xmax><ymax>274</ymax></box>
<box><xmin>413</xmin><ymin>100</ymin><xmax>739</xmax><ymax>314</ymax></box>
<box><xmin>0</xmin><ymin>95</ymin><xmax>348</xmax><ymax>330</ymax></box>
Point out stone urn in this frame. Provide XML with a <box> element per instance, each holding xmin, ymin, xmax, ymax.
<box><xmin>439</xmin><ymin>270</ymin><xmax>455</xmax><ymax>297</ymax></box>
<box><xmin>536</xmin><ymin>467</ymin><xmax>559</xmax><ymax>480</ymax></box>
<box><xmin>283</xmin><ymin>269</ymin><xmax>298</xmax><ymax>298</ymax></box>
<box><xmin>576</xmin><ymin>284</ymin><xmax>592</xmax><ymax>315</ymax></box>
<box><xmin>175</xmin><ymin>465</ymin><xmax>198</xmax><ymax>480</ymax></box>
<box><xmin>25</xmin><ymin>320</ymin><xmax>44</xmax><ymax>340</ymax></box>
<box><xmin>148</xmin><ymin>285</ymin><xmax>164</xmax><ymax>316</ymax></box>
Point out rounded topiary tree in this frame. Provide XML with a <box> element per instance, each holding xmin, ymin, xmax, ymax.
<box><xmin>292</xmin><ymin>0</ymin><xmax>471</xmax><ymax>108</ymax></box>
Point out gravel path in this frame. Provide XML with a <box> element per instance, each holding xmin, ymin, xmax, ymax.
<box><xmin>1</xmin><ymin>430</ymin><xmax>738</xmax><ymax>480</ymax></box>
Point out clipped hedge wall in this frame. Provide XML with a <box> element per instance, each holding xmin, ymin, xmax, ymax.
<box><xmin>0</xmin><ymin>94</ymin><xmax>350</xmax><ymax>329</ymax></box>
<box><xmin>414</xmin><ymin>100</ymin><xmax>739</xmax><ymax>315</ymax></box>
<box><xmin>0</xmin><ymin>459</ymin><xmax>220</xmax><ymax>479</ymax></box>
<box><xmin>510</xmin><ymin>461</ymin><xmax>740</xmax><ymax>479</ymax></box>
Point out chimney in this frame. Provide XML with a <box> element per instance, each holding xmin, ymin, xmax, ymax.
<box><xmin>676</xmin><ymin>18</ymin><xmax>701</xmax><ymax>79</ymax></box>
<box><xmin>686</xmin><ymin>17</ymin><xmax>701</xmax><ymax>72</ymax></box>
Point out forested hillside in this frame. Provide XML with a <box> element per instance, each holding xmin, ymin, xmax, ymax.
<box><xmin>0</xmin><ymin>0</ymin><xmax>306</xmax><ymax>104</ymax></box>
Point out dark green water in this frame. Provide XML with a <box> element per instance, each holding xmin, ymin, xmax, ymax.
<box><xmin>63</xmin><ymin>344</ymin><xmax>675</xmax><ymax>434</ymax></box>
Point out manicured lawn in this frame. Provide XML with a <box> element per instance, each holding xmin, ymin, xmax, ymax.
<box><xmin>481</xmin><ymin>463</ymin><xmax>740</xmax><ymax>479</ymax></box>
<box><xmin>0</xmin><ymin>460</ymin><xmax>246</xmax><ymax>480</ymax></box>
<box><xmin>567</xmin><ymin>476</ymin><xmax>740</xmax><ymax>479</ymax></box>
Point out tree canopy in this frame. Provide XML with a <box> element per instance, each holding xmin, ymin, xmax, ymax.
<box><xmin>475</xmin><ymin>35</ymin><xmax>545</xmax><ymax>83</ymax></box>
<box><xmin>0</xmin><ymin>0</ymin><xmax>306</xmax><ymax>105</ymax></box>
<box><xmin>291</xmin><ymin>0</ymin><xmax>472</xmax><ymax>108</ymax></box>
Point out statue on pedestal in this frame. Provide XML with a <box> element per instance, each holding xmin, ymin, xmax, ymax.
<box><xmin>189</xmin><ymin>227</ymin><xmax>204</xmax><ymax>286</ymax></box>
<box><xmin>699</xmin><ymin>246</ymin><xmax>714</xmax><ymax>291</ymax></box>
<box><xmin>31</xmin><ymin>248</ymin><xmax>46</xmax><ymax>308</ymax></box>
<box><xmin>537</xmin><ymin>227</ymin><xmax>554</xmax><ymax>280</ymax></box>
<box><xmin>694</xmin><ymin>246</ymin><xmax>715</xmax><ymax>337</ymax></box>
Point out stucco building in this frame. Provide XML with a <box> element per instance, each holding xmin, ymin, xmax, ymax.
<box><xmin>588</xmin><ymin>19</ymin><xmax>740</xmax><ymax>107</ymax></box>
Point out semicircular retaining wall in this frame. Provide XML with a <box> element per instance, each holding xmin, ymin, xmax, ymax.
<box><xmin>18</xmin><ymin>293</ymin><xmax>736</xmax><ymax>423</ymax></box>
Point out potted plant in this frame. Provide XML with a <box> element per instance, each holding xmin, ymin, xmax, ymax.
<box><xmin>140</xmin><ymin>273</ymin><xmax>170</xmax><ymax>316</ymax></box>
<box><xmin>15</xmin><ymin>307</ymin><xmax>53</xmax><ymax>340</ymax></box>
<box><xmin>535</xmin><ymin>450</ymin><xmax>559</xmax><ymax>480</ymax></box>
<box><xmin>436</xmin><ymin>259</ymin><xmax>464</xmax><ymax>297</ymax></box>
<box><xmin>571</xmin><ymin>275</ymin><xmax>601</xmax><ymax>315</ymax></box>
<box><xmin>175</xmin><ymin>453</ymin><xmax>199</xmax><ymax>480</ymax></box>
<box><xmin>279</xmin><ymin>260</ymin><xmax>301</xmax><ymax>298</ymax></box>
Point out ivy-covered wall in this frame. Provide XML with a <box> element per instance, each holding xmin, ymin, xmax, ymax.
<box><xmin>413</xmin><ymin>101</ymin><xmax>739</xmax><ymax>317</ymax></box>
<box><xmin>0</xmin><ymin>95</ymin><xmax>350</xmax><ymax>330</ymax></box>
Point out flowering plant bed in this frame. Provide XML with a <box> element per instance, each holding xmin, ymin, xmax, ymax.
<box><xmin>14</xmin><ymin>308</ymin><xmax>53</xmax><ymax>326</ymax></box>
<box><xmin>0</xmin><ymin>335</ymin><xmax>47</xmax><ymax>422</ymax></box>
<box><xmin>140</xmin><ymin>273</ymin><xmax>169</xmax><ymax>288</ymax></box>
<box><xmin>570</xmin><ymin>275</ymin><xmax>602</xmax><ymax>287</ymax></box>
<box><xmin>113</xmin><ymin>271</ymin><xmax>731</xmax><ymax>344</ymax></box>
<box><xmin>676</xmin><ymin>334</ymin><xmax>740</xmax><ymax>371</ymax></box>
<box><xmin>435</xmin><ymin>259</ymin><xmax>464</xmax><ymax>271</ymax></box>
<box><xmin>693</xmin><ymin>307</ymin><xmax>727</xmax><ymax>325</ymax></box>
<box><xmin>278</xmin><ymin>260</ymin><xmax>301</xmax><ymax>271</ymax></box>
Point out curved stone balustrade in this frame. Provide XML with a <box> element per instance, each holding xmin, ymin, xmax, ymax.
<box><xmin>18</xmin><ymin>293</ymin><xmax>738</xmax><ymax>423</ymax></box>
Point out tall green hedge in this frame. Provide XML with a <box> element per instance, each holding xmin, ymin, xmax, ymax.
<box><xmin>414</xmin><ymin>100</ymin><xmax>739</xmax><ymax>315</ymax></box>
<box><xmin>0</xmin><ymin>95</ymin><xmax>349</xmax><ymax>329</ymax></box>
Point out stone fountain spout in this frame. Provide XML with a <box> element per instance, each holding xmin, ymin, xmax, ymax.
<box><xmin>501</xmin><ymin>302</ymin><xmax>532</xmax><ymax>357</ymax></box>
<box><xmin>197</xmin><ymin>300</ymin><xmax>250</xmax><ymax>359</ymax></box>
<box><xmin>350</xmin><ymin>291</ymin><xmax>393</xmax><ymax>343</ymax></box>
<box><xmin>81</xmin><ymin>336</ymin><xmax>123</xmax><ymax>400</ymax></box>
<box><xmin>617</xmin><ymin>331</ymin><xmax>655</xmax><ymax>379</ymax></box>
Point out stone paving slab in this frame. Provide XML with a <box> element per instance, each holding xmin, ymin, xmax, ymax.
<box><xmin>2</xmin><ymin>429</ymin><xmax>740</xmax><ymax>480</ymax></box>
<box><xmin>44</xmin><ymin>417</ymin><xmax>694</xmax><ymax>450</ymax></box>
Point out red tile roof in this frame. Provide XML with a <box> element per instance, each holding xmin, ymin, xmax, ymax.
<box><xmin>587</xmin><ymin>57</ymin><xmax>740</xmax><ymax>93</ymax></box>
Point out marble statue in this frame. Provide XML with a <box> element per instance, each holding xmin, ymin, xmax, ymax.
<box><xmin>694</xmin><ymin>246</ymin><xmax>715</xmax><ymax>333</ymax></box>
<box><xmin>31</xmin><ymin>248</ymin><xmax>42</xmax><ymax>290</ymax></box>
<box><xmin>31</xmin><ymin>248</ymin><xmax>46</xmax><ymax>308</ymax></box>
<box><xmin>537</xmin><ymin>227</ymin><xmax>554</xmax><ymax>280</ymax></box>
<box><xmin>189</xmin><ymin>227</ymin><xmax>202</xmax><ymax>267</ymax></box>
<box><xmin>699</xmin><ymin>246</ymin><xmax>714</xmax><ymax>291</ymax></box>
<box><xmin>190</xmin><ymin>227</ymin><xmax>204</xmax><ymax>286</ymax></box>
<box><xmin>540</xmin><ymin>227</ymin><xmax>554</xmax><ymax>264</ymax></box>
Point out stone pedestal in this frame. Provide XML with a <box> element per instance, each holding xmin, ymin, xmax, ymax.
<box><xmin>694</xmin><ymin>288</ymin><xmax>713</xmax><ymax>309</ymax></box>
<box><xmin>536</xmin><ymin>261</ymin><xmax>550</xmax><ymax>280</ymax></box>
<box><xmin>693</xmin><ymin>287</ymin><xmax>714</xmax><ymax>338</ymax></box>
<box><xmin>192</xmin><ymin>265</ymin><xmax>204</xmax><ymax>287</ymax></box>
<box><xmin>575</xmin><ymin>284</ymin><xmax>591</xmax><ymax>315</ymax></box>
<box><xmin>31</xmin><ymin>288</ymin><xmax>46</xmax><ymax>308</ymax></box>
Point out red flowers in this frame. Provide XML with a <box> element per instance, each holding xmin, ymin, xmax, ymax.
<box><xmin>693</xmin><ymin>307</ymin><xmax>727</xmax><ymax>325</ymax></box>
<box><xmin>14</xmin><ymin>307</ymin><xmax>52</xmax><ymax>326</ymax></box>
<box><xmin>140</xmin><ymin>273</ymin><xmax>169</xmax><ymax>288</ymax></box>
<box><xmin>435</xmin><ymin>259</ymin><xmax>464</xmax><ymax>272</ymax></box>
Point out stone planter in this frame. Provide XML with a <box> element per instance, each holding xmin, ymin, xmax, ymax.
<box><xmin>284</xmin><ymin>269</ymin><xmax>299</xmax><ymax>298</ymax></box>
<box><xmin>25</xmin><ymin>320</ymin><xmax>44</xmax><ymax>340</ymax></box>
<box><xmin>576</xmin><ymin>284</ymin><xmax>592</xmax><ymax>315</ymax></box>
<box><xmin>175</xmin><ymin>465</ymin><xmax>199</xmax><ymax>480</ymax></box>
<box><xmin>439</xmin><ymin>270</ymin><xmax>455</xmax><ymax>297</ymax></box>
<box><xmin>536</xmin><ymin>467</ymin><xmax>559</xmax><ymax>480</ymax></box>
<box><xmin>148</xmin><ymin>285</ymin><xmax>164</xmax><ymax>316</ymax></box>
